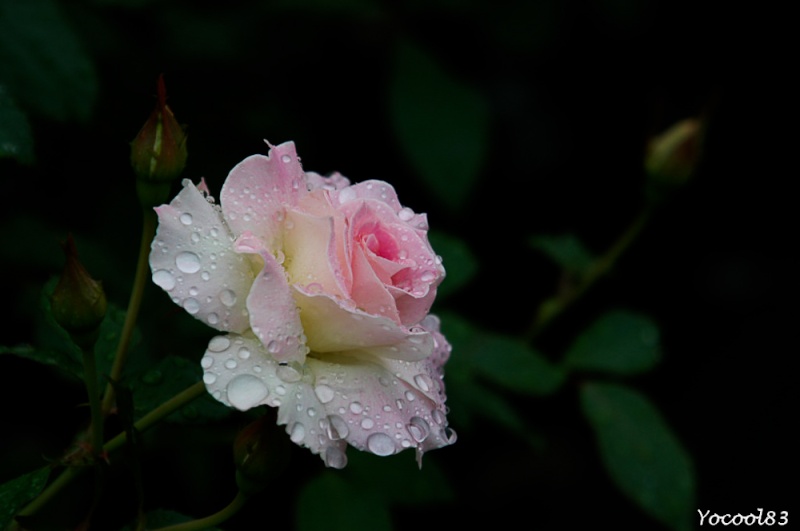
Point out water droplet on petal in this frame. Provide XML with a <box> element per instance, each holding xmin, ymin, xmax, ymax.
<box><xmin>183</xmin><ymin>297</ymin><xmax>200</xmax><ymax>314</ymax></box>
<box><xmin>398</xmin><ymin>207</ymin><xmax>414</xmax><ymax>221</ymax></box>
<box><xmin>414</xmin><ymin>374</ymin><xmax>432</xmax><ymax>392</ymax></box>
<box><xmin>307</xmin><ymin>407</ymin><xmax>317</xmax><ymax>418</ymax></box>
<box><xmin>276</xmin><ymin>363</ymin><xmax>302</xmax><ymax>382</ymax></box>
<box><xmin>289</xmin><ymin>422</ymin><xmax>305</xmax><ymax>443</ymax></box>
<box><xmin>404</xmin><ymin>390</ymin><xmax>416</xmax><ymax>401</ymax></box>
<box><xmin>361</xmin><ymin>417</ymin><xmax>374</xmax><ymax>430</ymax></box>
<box><xmin>349</xmin><ymin>402</ymin><xmax>363</xmax><ymax>414</ymax></box>
<box><xmin>281</xmin><ymin>154</ymin><xmax>292</xmax><ymax>163</ymax></box>
<box><xmin>207</xmin><ymin>313</ymin><xmax>219</xmax><ymax>325</ymax></box>
<box><xmin>179</xmin><ymin>213</ymin><xmax>193</xmax><ymax>225</ymax></box>
<box><xmin>314</xmin><ymin>384</ymin><xmax>335</xmax><ymax>404</ymax></box>
<box><xmin>203</xmin><ymin>372</ymin><xmax>217</xmax><ymax>384</ymax></box>
<box><xmin>152</xmin><ymin>269</ymin><xmax>176</xmax><ymax>291</ymax></box>
<box><xmin>176</xmin><ymin>251</ymin><xmax>201</xmax><ymax>274</ymax></box>
<box><xmin>208</xmin><ymin>336</ymin><xmax>231</xmax><ymax>352</ymax></box>
<box><xmin>237</xmin><ymin>347</ymin><xmax>251</xmax><ymax>360</ymax></box>
<box><xmin>327</xmin><ymin>415</ymin><xmax>349</xmax><ymax>440</ymax></box>
<box><xmin>201</xmin><ymin>356</ymin><xmax>213</xmax><ymax>369</ymax></box>
<box><xmin>324</xmin><ymin>446</ymin><xmax>347</xmax><ymax>469</ymax></box>
<box><xmin>407</xmin><ymin>416</ymin><xmax>430</xmax><ymax>443</ymax></box>
<box><xmin>420</xmin><ymin>271</ymin><xmax>436</xmax><ymax>282</ymax></box>
<box><xmin>224</xmin><ymin>358</ymin><xmax>237</xmax><ymax>369</ymax></box>
<box><xmin>432</xmin><ymin>409</ymin><xmax>447</xmax><ymax>426</ymax></box>
<box><xmin>267</xmin><ymin>340</ymin><xmax>280</xmax><ymax>354</ymax></box>
<box><xmin>367</xmin><ymin>433</ymin><xmax>396</xmax><ymax>456</ymax></box>
<box><xmin>219</xmin><ymin>289</ymin><xmax>237</xmax><ymax>307</ymax></box>
<box><xmin>227</xmin><ymin>374</ymin><xmax>268</xmax><ymax>410</ymax></box>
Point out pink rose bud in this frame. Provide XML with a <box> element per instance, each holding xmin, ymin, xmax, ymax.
<box><xmin>52</xmin><ymin>234</ymin><xmax>107</xmax><ymax>348</ymax></box>
<box><xmin>131</xmin><ymin>75</ymin><xmax>187</xmax><ymax>207</ymax></box>
<box><xmin>149</xmin><ymin>141</ymin><xmax>455</xmax><ymax>467</ymax></box>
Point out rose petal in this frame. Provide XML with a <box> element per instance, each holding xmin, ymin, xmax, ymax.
<box><xmin>293</xmin><ymin>286</ymin><xmax>431</xmax><ymax>361</ymax></box>
<box><xmin>282</xmin><ymin>208</ymin><xmax>347</xmax><ymax>298</ymax></box>
<box><xmin>201</xmin><ymin>327</ymin><xmax>453</xmax><ymax>468</ymax></box>
<box><xmin>305</xmin><ymin>171</ymin><xmax>350</xmax><ymax>192</ymax></box>
<box><xmin>150</xmin><ymin>179</ymin><xmax>253</xmax><ymax>332</ymax></box>
<box><xmin>234</xmin><ymin>232</ymin><xmax>308</xmax><ymax>364</ymax></box>
<box><xmin>220</xmin><ymin>142</ymin><xmax>307</xmax><ymax>248</ymax></box>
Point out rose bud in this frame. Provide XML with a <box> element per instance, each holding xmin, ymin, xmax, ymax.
<box><xmin>233</xmin><ymin>415</ymin><xmax>288</xmax><ymax>494</ymax></box>
<box><xmin>51</xmin><ymin>234</ymin><xmax>107</xmax><ymax>349</ymax></box>
<box><xmin>131</xmin><ymin>74</ymin><xmax>187</xmax><ymax>207</ymax></box>
<box><xmin>645</xmin><ymin>117</ymin><xmax>703</xmax><ymax>202</ymax></box>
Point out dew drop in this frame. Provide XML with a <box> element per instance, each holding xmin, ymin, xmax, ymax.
<box><xmin>328</xmin><ymin>415</ymin><xmax>349</xmax><ymax>439</ymax></box>
<box><xmin>237</xmin><ymin>347</ymin><xmax>251</xmax><ymax>360</ymax></box>
<box><xmin>276</xmin><ymin>363</ymin><xmax>302</xmax><ymax>383</ymax></box>
<box><xmin>366</xmin><ymin>433</ymin><xmax>396</xmax><ymax>456</ymax></box>
<box><xmin>407</xmin><ymin>416</ymin><xmax>430</xmax><ymax>443</ymax></box>
<box><xmin>398</xmin><ymin>207</ymin><xmax>414</xmax><ymax>221</ymax></box>
<box><xmin>190</xmin><ymin>233</ymin><xmax>201</xmax><ymax>243</ymax></box>
<box><xmin>314</xmin><ymin>384</ymin><xmax>335</xmax><ymax>404</ymax></box>
<box><xmin>289</xmin><ymin>422</ymin><xmax>305</xmax><ymax>443</ymax></box>
<box><xmin>203</xmin><ymin>372</ymin><xmax>217</xmax><ymax>384</ymax></box>
<box><xmin>349</xmin><ymin>402</ymin><xmax>363</xmax><ymax>414</ymax></box>
<box><xmin>220</xmin><ymin>289</ymin><xmax>237</xmax><ymax>307</ymax></box>
<box><xmin>281</xmin><ymin>154</ymin><xmax>292</xmax><ymax>163</ymax></box>
<box><xmin>176</xmin><ymin>251</ymin><xmax>201</xmax><ymax>274</ymax></box>
<box><xmin>420</xmin><ymin>271</ymin><xmax>436</xmax><ymax>282</ymax></box>
<box><xmin>267</xmin><ymin>340</ymin><xmax>280</xmax><ymax>354</ymax></box>
<box><xmin>227</xmin><ymin>374</ymin><xmax>268</xmax><ymax>410</ymax></box>
<box><xmin>432</xmin><ymin>409</ymin><xmax>447</xmax><ymax>426</ymax></box>
<box><xmin>183</xmin><ymin>297</ymin><xmax>200</xmax><ymax>314</ymax></box>
<box><xmin>208</xmin><ymin>336</ymin><xmax>231</xmax><ymax>352</ymax></box>
<box><xmin>414</xmin><ymin>374</ymin><xmax>432</xmax><ymax>392</ymax></box>
<box><xmin>152</xmin><ymin>270</ymin><xmax>176</xmax><ymax>291</ymax></box>
<box><xmin>224</xmin><ymin>358</ymin><xmax>237</xmax><ymax>370</ymax></box>
<box><xmin>404</xmin><ymin>390</ymin><xmax>416</xmax><ymax>401</ymax></box>
<box><xmin>361</xmin><ymin>418</ymin><xmax>374</xmax><ymax>430</ymax></box>
<box><xmin>324</xmin><ymin>446</ymin><xmax>347</xmax><ymax>469</ymax></box>
<box><xmin>179</xmin><ymin>213</ymin><xmax>193</xmax><ymax>225</ymax></box>
<box><xmin>201</xmin><ymin>356</ymin><xmax>213</xmax><ymax>369</ymax></box>
<box><xmin>201</xmin><ymin>271</ymin><xmax>211</xmax><ymax>281</ymax></box>
<box><xmin>307</xmin><ymin>407</ymin><xmax>317</xmax><ymax>418</ymax></box>
<box><xmin>207</xmin><ymin>313</ymin><xmax>219</xmax><ymax>325</ymax></box>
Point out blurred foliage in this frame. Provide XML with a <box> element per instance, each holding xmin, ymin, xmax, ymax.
<box><xmin>0</xmin><ymin>468</ymin><xmax>50</xmax><ymax>531</ymax></box>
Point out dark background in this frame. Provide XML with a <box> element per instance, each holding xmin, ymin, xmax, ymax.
<box><xmin>1</xmin><ymin>0</ymin><xmax>794</xmax><ymax>529</ymax></box>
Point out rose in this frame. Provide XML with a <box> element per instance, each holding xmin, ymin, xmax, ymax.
<box><xmin>149</xmin><ymin>141</ymin><xmax>454</xmax><ymax>467</ymax></box>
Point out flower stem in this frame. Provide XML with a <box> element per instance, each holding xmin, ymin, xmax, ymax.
<box><xmin>528</xmin><ymin>206</ymin><xmax>653</xmax><ymax>339</ymax></box>
<box><xmin>81</xmin><ymin>346</ymin><xmax>104</xmax><ymax>456</ymax></box>
<box><xmin>102</xmin><ymin>207</ymin><xmax>156</xmax><ymax>415</ymax></box>
<box><xmin>152</xmin><ymin>491</ymin><xmax>248</xmax><ymax>531</ymax></box>
<box><xmin>16</xmin><ymin>381</ymin><xmax>205</xmax><ymax>519</ymax></box>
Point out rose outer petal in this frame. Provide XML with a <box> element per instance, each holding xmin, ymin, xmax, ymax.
<box><xmin>201</xmin><ymin>326</ymin><xmax>454</xmax><ymax>468</ymax></box>
<box><xmin>150</xmin><ymin>179</ymin><xmax>253</xmax><ymax>332</ymax></box>
<box><xmin>220</xmin><ymin>142</ymin><xmax>307</xmax><ymax>249</ymax></box>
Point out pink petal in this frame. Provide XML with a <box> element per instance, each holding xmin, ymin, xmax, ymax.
<box><xmin>350</xmin><ymin>244</ymin><xmax>401</xmax><ymax>322</ymax></box>
<box><xmin>233</xmin><ymin>232</ymin><xmax>308</xmax><ymax>364</ymax></box>
<box><xmin>305</xmin><ymin>171</ymin><xmax>350</xmax><ymax>192</ymax></box>
<box><xmin>200</xmin><ymin>322</ymin><xmax>454</xmax><ymax>468</ymax></box>
<box><xmin>293</xmin><ymin>286</ymin><xmax>431</xmax><ymax>361</ymax></box>
<box><xmin>149</xmin><ymin>179</ymin><xmax>253</xmax><ymax>332</ymax></box>
<box><xmin>220</xmin><ymin>142</ymin><xmax>306</xmax><ymax>248</ymax></box>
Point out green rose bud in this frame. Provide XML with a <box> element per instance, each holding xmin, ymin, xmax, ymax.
<box><xmin>131</xmin><ymin>74</ymin><xmax>187</xmax><ymax>207</ymax></box>
<box><xmin>51</xmin><ymin>234</ymin><xmax>107</xmax><ymax>349</ymax></box>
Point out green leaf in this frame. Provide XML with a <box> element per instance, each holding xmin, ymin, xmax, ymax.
<box><xmin>131</xmin><ymin>355</ymin><xmax>230</xmax><ymax>423</ymax></box>
<box><xmin>581</xmin><ymin>382</ymin><xmax>694</xmax><ymax>531</ymax></box>
<box><xmin>0</xmin><ymin>0</ymin><xmax>98</xmax><ymax>121</ymax></box>
<box><xmin>440</xmin><ymin>312</ymin><xmax>565</xmax><ymax>396</ymax></box>
<box><xmin>0</xmin><ymin>86</ymin><xmax>33</xmax><ymax>163</ymax></box>
<box><xmin>0</xmin><ymin>467</ymin><xmax>50</xmax><ymax>530</ymax></box>
<box><xmin>296</xmin><ymin>472</ymin><xmax>393</xmax><ymax>531</ymax></box>
<box><xmin>390</xmin><ymin>39</ymin><xmax>489</xmax><ymax>212</ymax></box>
<box><xmin>529</xmin><ymin>233</ymin><xmax>594</xmax><ymax>273</ymax></box>
<box><xmin>345</xmin><ymin>451</ymin><xmax>454</xmax><ymax>505</ymax></box>
<box><xmin>564</xmin><ymin>310</ymin><xmax>660</xmax><ymax>375</ymax></box>
<box><xmin>427</xmin><ymin>231</ymin><xmax>478</xmax><ymax>298</ymax></box>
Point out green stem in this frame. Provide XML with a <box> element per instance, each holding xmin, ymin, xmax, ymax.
<box><xmin>152</xmin><ymin>491</ymin><xmax>248</xmax><ymax>531</ymax></box>
<box><xmin>102</xmin><ymin>208</ymin><xmax>156</xmax><ymax>415</ymax></box>
<box><xmin>81</xmin><ymin>346</ymin><xmax>104</xmax><ymax>455</ymax></box>
<box><xmin>17</xmin><ymin>382</ymin><xmax>205</xmax><ymax>519</ymax></box>
<box><xmin>528</xmin><ymin>206</ymin><xmax>653</xmax><ymax>339</ymax></box>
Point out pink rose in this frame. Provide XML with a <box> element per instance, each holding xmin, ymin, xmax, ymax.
<box><xmin>149</xmin><ymin>141</ymin><xmax>454</xmax><ymax>467</ymax></box>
